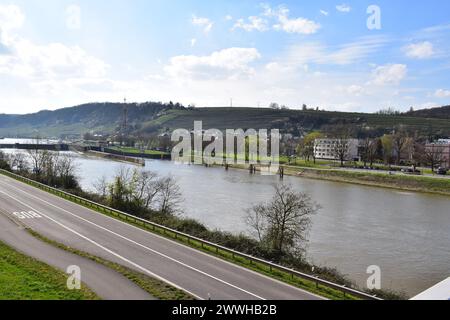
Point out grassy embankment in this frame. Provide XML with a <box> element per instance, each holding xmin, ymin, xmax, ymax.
<box><xmin>282</xmin><ymin>166</ymin><xmax>450</xmax><ymax>196</ymax></box>
<box><xmin>0</xmin><ymin>241</ymin><xmax>98</xmax><ymax>300</ymax></box>
<box><xmin>109</xmin><ymin>146</ymin><xmax>168</xmax><ymax>156</ymax></box>
<box><xmin>26</xmin><ymin>229</ymin><xmax>194</xmax><ymax>300</ymax></box>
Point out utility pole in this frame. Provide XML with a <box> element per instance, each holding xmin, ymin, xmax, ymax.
<box><xmin>121</xmin><ymin>98</ymin><xmax>128</xmax><ymax>146</ymax></box>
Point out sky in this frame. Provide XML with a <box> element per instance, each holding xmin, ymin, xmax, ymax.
<box><xmin>0</xmin><ymin>0</ymin><xmax>450</xmax><ymax>114</ymax></box>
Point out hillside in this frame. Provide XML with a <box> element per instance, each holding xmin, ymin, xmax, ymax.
<box><xmin>0</xmin><ymin>103</ymin><xmax>449</xmax><ymax>138</ymax></box>
<box><xmin>0</xmin><ymin>102</ymin><xmax>181</xmax><ymax>138</ymax></box>
<box><xmin>405</xmin><ymin>105</ymin><xmax>450</xmax><ymax>119</ymax></box>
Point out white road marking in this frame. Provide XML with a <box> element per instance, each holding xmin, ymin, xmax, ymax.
<box><xmin>0</xmin><ymin>189</ymin><xmax>202</xmax><ymax>300</ymax></box>
<box><xmin>0</xmin><ymin>182</ymin><xmax>266</xmax><ymax>300</ymax></box>
<box><xmin>12</xmin><ymin>211</ymin><xmax>42</xmax><ymax>220</ymax></box>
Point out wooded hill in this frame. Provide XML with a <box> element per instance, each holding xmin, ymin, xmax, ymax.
<box><xmin>0</xmin><ymin>102</ymin><xmax>449</xmax><ymax>138</ymax></box>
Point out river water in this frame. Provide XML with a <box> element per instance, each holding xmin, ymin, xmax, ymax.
<box><xmin>2</xmin><ymin>145</ymin><xmax>449</xmax><ymax>297</ymax></box>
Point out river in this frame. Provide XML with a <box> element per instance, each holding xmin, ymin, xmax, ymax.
<box><xmin>2</xmin><ymin>145</ymin><xmax>449</xmax><ymax>297</ymax></box>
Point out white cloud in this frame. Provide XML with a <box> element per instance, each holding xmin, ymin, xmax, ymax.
<box><xmin>284</xmin><ymin>36</ymin><xmax>388</xmax><ymax>66</ymax></box>
<box><xmin>347</xmin><ymin>85</ymin><xmax>365</xmax><ymax>96</ymax></box>
<box><xmin>0</xmin><ymin>4</ymin><xmax>25</xmax><ymax>31</ymax></box>
<box><xmin>0</xmin><ymin>4</ymin><xmax>109</xmax><ymax>107</ymax></box>
<box><xmin>233</xmin><ymin>16</ymin><xmax>268</xmax><ymax>32</ymax></box>
<box><xmin>225</xmin><ymin>15</ymin><xmax>233</xmax><ymax>21</ymax></box>
<box><xmin>273</xmin><ymin>7</ymin><xmax>321</xmax><ymax>34</ymax></box>
<box><xmin>191</xmin><ymin>15</ymin><xmax>213</xmax><ymax>33</ymax></box>
<box><xmin>265</xmin><ymin>61</ymin><xmax>306</xmax><ymax>74</ymax></box>
<box><xmin>66</xmin><ymin>4</ymin><xmax>81</xmax><ymax>30</ymax></box>
<box><xmin>372</xmin><ymin>64</ymin><xmax>407</xmax><ymax>86</ymax></box>
<box><xmin>320</xmin><ymin>10</ymin><xmax>329</xmax><ymax>16</ymax></box>
<box><xmin>0</xmin><ymin>4</ymin><xmax>25</xmax><ymax>44</ymax></box>
<box><xmin>336</xmin><ymin>4</ymin><xmax>351</xmax><ymax>13</ymax></box>
<box><xmin>258</xmin><ymin>5</ymin><xmax>320</xmax><ymax>34</ymax></box>
<box><xmin>0</xmin><ymin>39</ymin><xmax>109</xmax><ymax>79</ymax></box>
<box><xmin>435</xmin><ymin>89</ymin><xmax>450</xmax><ymax>98</ymax></box>
<box><xmin>190</xmin><ymin>38</ymin><xmax>197</xmax><ymax>47</ymax></box>
<box><xmin>404</xmin><ymin>41</ymin><xmax>435</xmax><ymax>59</ymax></box>
<box><xmin>164</xmin><ymin>47</ymin><xmax>261</xmax><ymax>80</ymax></box>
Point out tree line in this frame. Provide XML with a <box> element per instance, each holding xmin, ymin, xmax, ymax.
<box><xmin>296</xmin><ymin>128</ymin><xmax>447</xmax><ymax>170</ymax></box>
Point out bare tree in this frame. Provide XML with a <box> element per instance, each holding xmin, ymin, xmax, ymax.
<box><xmin>332</xmin><ymin>138</ymin><xmax>350</xmax><ymax>167</ymax></box>
<box><xmin>27</xmin><ymin>149</ymin><xmax>50</xmax><ymax>176</ymax></box>
<box><xmin>156</xmin><ymin>176</ymin><xmax>183</xmax><ymax>215</ymax></box>
<box><xmin>246</xmin><ymin>203</ymin><xmax>268</xmax><ymax>242</ymax></box>
<box><xmin>392</xmin><ymin>130</ymin><xmax>408</xmax><ymax>165</ymax></box>
<box><xmin>104</xmin><ymin>168</ymin><xmax>183</xmax><ymax>215</ymax></box>
<box><xmin>94</xmin><ymin>176</ymin><xmax>109</xmax><ymax>198</ymax></box>
<box><xmin>361</xmin><ymin>138</ymin><xmax>379</xmax><ymax>168</ymax></box>
<box><xmin>131</xmin><ymin>170</ymin><xmax>161</xmax><ymax>209</ymax></box>
<box><xmin>246</xmin><ymin>184</ymin><xmax>320</xmax><ymax>258</ymax></box>
<box><xmin>423</xmin><ymin>144</ymin><xmax>444</xmax><ymax>172</ymax></box>
<box><xmin>55</xmin><ymin>153</ymin><xmax>78</xmax><ymax>186</ymax></box>
<box><xmin>4</xmin><ymin>152</ymin><xmax>28</xmax><ymax>172</ymax></box>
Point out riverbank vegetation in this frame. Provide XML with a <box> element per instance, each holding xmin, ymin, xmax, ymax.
<box><xmin>285</xmin><ymin>167</ymin><xmax>450</xmax><ymax>196</ymax></box>
<box><xmin>0</xmin><ymin>240</ymin><xmax>98</xmax><ymax>300</ymax></box>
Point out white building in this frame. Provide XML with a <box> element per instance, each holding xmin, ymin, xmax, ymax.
<box><xmin>314</xmin><ymin>139</ymin><xmax>360</xmax><ymax>161</ymax></box>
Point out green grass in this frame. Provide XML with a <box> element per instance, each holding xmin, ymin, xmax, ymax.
<box><xmin>26</xmin><ymin>230</ymin><xmax>194</xmax><ymax>300</ymax></box>
<box><xmin>286</xmin><ymin>167</ymin><xmax>450</xmax><ymax>195</ymax></box>
<box><xmin>0</xmin><ymin>241</ymin><xmax>99</xmax><ymax>300</ymax></box>
<box><xmin>110</xmin><ymin>146</ymin><xmax>168</xmax><ymax>156</ymax></box>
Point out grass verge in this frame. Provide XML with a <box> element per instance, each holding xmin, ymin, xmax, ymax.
<box><xmin>25</xmin><ymin>229</ymin><xmax>194</xmax><ymax>300</ymax></box>
<box><xmin>285</xmin><ymin>167</ymin><xmax>450</xmax><ymax>196</ymax></box>
<box><xmin>0</xmin><ymin>240</ymin><xmax>99</xmax><ymax>300</ymax></box>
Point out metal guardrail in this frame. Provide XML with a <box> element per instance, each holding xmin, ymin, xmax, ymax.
<box><xmin>0</xmin><ymin>169</ymin><xmax>382</xmax><ymax>300</ymax></box>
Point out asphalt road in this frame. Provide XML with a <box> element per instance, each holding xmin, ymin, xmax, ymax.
<box><xmin>0</xmin><ymin>207</ymin><xmax>153</xmax><ymax>300</ymax></box>
<box><xmin>0</xmin><ymin>174</ymin><xmax>324</xmax><ymax>300</ymax></box>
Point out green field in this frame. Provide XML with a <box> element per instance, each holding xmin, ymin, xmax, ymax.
<box><xmin>0</xmin><ymin>241</ymin><xmax>98</xmax><ymax>300</ymax></box>
<box><xmin>109</xmin><ymin>146</ymin><xmax>168</xmax><ymax>155</ymax></box>
<box><xmin>285</xmin><ymin>167</ymin><xmax>450</xmax><ymax>196</ymax></box>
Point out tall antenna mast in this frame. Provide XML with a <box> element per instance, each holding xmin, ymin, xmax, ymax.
<box><xmin>121</xmin><ymin>97</ymin><xmax>128</xmax><ymax>142</ymax></box>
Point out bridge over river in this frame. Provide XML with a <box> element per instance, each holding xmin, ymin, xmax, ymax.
<box><xmin>0</xmin><ymin>143</ymin><xmax>69</xmax><ymax>151</ymax></box>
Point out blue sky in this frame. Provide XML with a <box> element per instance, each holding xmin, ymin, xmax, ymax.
<box><xmin>0</xmin><ymin>0</ymin><xmax>449</xmax><ymax>114</ymax></box>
